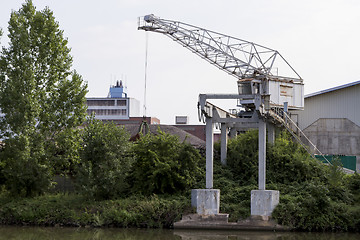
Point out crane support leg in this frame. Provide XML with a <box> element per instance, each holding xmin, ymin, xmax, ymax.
<box><xmin>229</xmin><ymin>128</ymin><xmax>237</xmax><ymax>138</ymax></box>
<box><xmin>258</xmin><ymin>119</ymin><xmax>266</xmax><ymax>190</ymax></box>
<box><xmin>191</xmin><ymin>117</ymin><xmax>220</xmax><ymax>215</ymax></box>
<box><xmin>267</xmin><ymin>123</ymin><xmax>275</xmax><ymax>144</ymax></box>
<box><xmin>251</xmin><ymin>118</ymin><xmax>279</xmax><ymax>218</ymax></box>
<box><xmin>220</xmin><ymin>123</ymin><xmax>228</xmax><ymax>166</ymax></box>
<box><xmin>206</xmin><ymin>118</ymin><xmax>214</xmax><ymax>189</ymax></box>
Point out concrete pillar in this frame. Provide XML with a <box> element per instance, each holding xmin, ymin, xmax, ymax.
<box><xmin>229</xmin><ymin>127</ymin><xmax>237</xmax><ymax>138</ymax></box>
<box><xmin>206</xmin><ymin>118</ymin><xmax>214</xmax><ymax>189</ymax></box>
<box><xmin>251</xmin><ymin>119</ymin><xmax>280</xmax><ymax>217</ymax></box>
<box><xmin>191</xmin><ymin>189</ymin><xmax>220</xmax><ymax>215</ymax></box>
<box><xmin>267</xmin><ymin>123</ymin><xmax>275</xmax><ymax>144</ymax></box>
<box><xmin>220</xmin><ymin>123</ymin><xmax>228</xmax><ymax>166</ymax></box>
<box><xmin>258</xmin><ymin>119</ymin><xmax>266</xmax><ymax>190</ymax></box>
<box><xmin>251</xmin><ymin>190</ymin><xmax>279</xmax><ymax>217</ymax></box>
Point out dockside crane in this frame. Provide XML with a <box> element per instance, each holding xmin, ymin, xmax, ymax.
<box><xmin>137</xmin><ymin>14</ymin><xmax>332</xmax><ymax>218</ymax></box>
<box><xmin>137</xmin><ymin>14</ymin><xmax>308</xmax><ymax>156</ymax></box>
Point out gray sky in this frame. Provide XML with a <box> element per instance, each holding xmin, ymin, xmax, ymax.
<box><xmin>1</xmin><ymin>0</ymin><xmax>360</xmax><ymax>124</ymax></box>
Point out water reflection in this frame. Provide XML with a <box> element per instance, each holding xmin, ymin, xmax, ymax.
<box><xmin>174</xmin><ymin>230</ymin><xmax>360</xmax><ymax>240</ymax></box>
<box><xmin>0</xmin><ymin>226</ymin><xmax>359</xmax><ymax>240</ymax></box>
<box><xmin>0</xmin><ymin>227</ymin><xmax>180</xmax><ymax>240</ymax></box>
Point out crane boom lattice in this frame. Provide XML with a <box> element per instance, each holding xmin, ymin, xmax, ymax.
<box><xmin>138</xmin><ymin>14</ymin><xmax>302</xmax><ymax>82</ymax></box>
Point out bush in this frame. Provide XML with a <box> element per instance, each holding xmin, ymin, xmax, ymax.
<box><xmin>0</xmin><ymin>134</ymin><xmax>52</xmax><ymax>197</ymax></box>
<box><xmin>0</xmin><ymin>193</ymin><xmax>191</xmax><ymax>228</ymax></box>
<box><xmin>226</xmin><ymin>130</ymin><xmax>258</xmax><ymax>185</ymax></box>
<box><xmin>346</xmin><ymin>173</ymin><xmax>360</xmax><ymax>204</ymax></box>
<box><xmin>76</xmin><ymin>117</ymin><xmax>133</xmax><ymax>200</ymax></box>
<box><xmin>272</xmin><ymin>181</ymin><xmax>354</xmax><ymax>231</ymax></box>
<box><xmin>267</xmin><ymin>131</ymin><xmax>327</xmax><ymax>184</ymax></box>
<box><xmin>226</xmin><ymin>130</ymin><xmax>327</xmax><ymax>185</ymax></box>
<box><xmin>216</xmin><ymin>129</ymin><xmax>360</xmax><ymax>229</ymax></box>
<box><xmin>131</xmin><ymin>129</ymin><xmax>203</xmax><ymax>195</ymax></box>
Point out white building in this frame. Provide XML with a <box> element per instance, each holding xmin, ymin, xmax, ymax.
<box><xmin>86</xmin><ymin>81</ymin><xmax>140</xmax><ymax>120</ymax></box>
<box><xmin>291</xmin><ymin>80</ymin><xmax>360</xmax><ymax>171</ymax></box>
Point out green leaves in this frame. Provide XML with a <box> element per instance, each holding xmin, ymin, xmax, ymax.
<box><xmin>131</xmin><ymin>129</ymin><xmax>203</xmax><ymax>195</ymax></box>
<box><xmin>0</xmin><ymin>0</ymin><xmax>87</xmax><ymax>196</ymax></box>
<box><xmin>76</xmin><ymin>117</ymin><xmax>134</xmax><ymax>200</ymax></box>
<box><xmin>225</xmin><ymin>130</ymin><xmax>258</xmax><ymax>185</ymax></box>
<box><xmin>225</xmin><ymin>130</ymin><xmax>327</xmax><ymax>185</ymax></box>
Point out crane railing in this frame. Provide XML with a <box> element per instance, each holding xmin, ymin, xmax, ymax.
<box><xmin>268</xmin><ymin>106</ymin><xmax>332</xmax><ymax>165</ymax></box>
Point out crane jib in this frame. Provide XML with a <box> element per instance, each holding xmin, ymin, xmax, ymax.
<box><xmin>138</xmin><ymin>14</ymin><xmax>302</xmax><ymax>82</ymax></box>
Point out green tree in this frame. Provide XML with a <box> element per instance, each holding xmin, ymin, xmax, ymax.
<box><xmin>76</xmin><ymin>117</ymin><xmax>134</xmax><ymax>200</ymax></box>
<box><xmin>131</xmin><ymin>129</ymin><xmax>203</xmax><ymax>195</ymax></box>
<box><xmin>0</xmin><ymin>0</ymin><xmax>87</xmax><ymax>196</ymax></box>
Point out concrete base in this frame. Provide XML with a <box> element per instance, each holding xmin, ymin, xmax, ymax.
<box><xmin>191</xmin><ymin>189</ymin><xmax>220</xmax><ymax>215</ymax></box>
<box><xmin>251</xmin><ymin>190</ymin><xmax>279</xmax><ymax>217</ymax></box>
<box><xmin>174</xmin><ymin>213</ymin><xmax>290</xmax><ymax>231</ymax></box>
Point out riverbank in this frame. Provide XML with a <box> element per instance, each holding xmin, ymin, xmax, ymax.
<box><xmin>1</xmin><ymin>186</ymin><xmax>360</xmax><ymax>232</ymax></box>
<box><xmin>1</xmin><ymin>131</ymin><xmax>360</xmax><ymax>232</ymax></box>
<box><xmin>0</xmin><ymin>193</ymin><xmax>191</xmax><ymax>228</ymax></box>
<box><xmin>1</xmin><ymin>226</ymin><xmax>359</xmax><ymax>240</ymax></box>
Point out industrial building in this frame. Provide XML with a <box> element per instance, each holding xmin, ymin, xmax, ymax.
<box><xmin>292</xmin><ymin>80</ymin><xmax>360</xmax><ymax>172</ymax></box>
<box><xmin>86</xmin><ymin>80</ymin><xmax>140</xmax><ymax>121</ymax></box>
<box><xmin>85</xmin><ymin>82</ymin><xmax>206</xmax><ymax>145</ymax></box>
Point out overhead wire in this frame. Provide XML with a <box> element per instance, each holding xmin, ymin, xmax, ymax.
<box><xmin>143</xmin><ymin>32</ymin><xmax>149</xmax><ymax>118</ymax></box>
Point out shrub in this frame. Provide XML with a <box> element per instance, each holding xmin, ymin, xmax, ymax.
<box><xmin>76</xmin><ymin>117</ymin><xmax>133</xmax><ymax>200</ymax></box>
<box><xmin>0</xmin><ymin>134</ymin><xmax>52</xmax><ymax>197</ymax></box>
<box><xmin>131</xmin><ymin>129</ymin><xmax>203</xmax><ymax>195</ymax></box>
<box><xmin>267</xmin><ymin>131</ymin><xmax>327</xmax><ymax>184</ymax></box>
<box><xmin>225</xmin><ymin>130</ymin><xmax>327</xmax><ymax>185</ymax></box>
<box><xmin>0</xmin><ymin>193</ymin><xmax>191</xmax><ymax>228</ymax></box>
<box><xmin>226</xmin><ymin>130</ymin><xmax>258</xmax><ymax>185</ymax></box>
<box><xmin>272</xmin><ymin>181</ymin><xmax>353</xmax><ymax>231</ymax></box>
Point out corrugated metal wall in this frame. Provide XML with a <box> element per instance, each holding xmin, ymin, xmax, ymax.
<box><xmin>292</xmin><ymin>83</ymin><xmax>360</xmax><ymax>172</ymax></box>
<box><xmin>294</xmin><ymin>84</ymin><xmax>360</xmax><ymax>130</ymax></box>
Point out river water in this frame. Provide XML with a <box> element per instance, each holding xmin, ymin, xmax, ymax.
<box><xmin>0</xmin><ymin>226</ymin><xmax>359</xmax><ymax>240</ymax></box>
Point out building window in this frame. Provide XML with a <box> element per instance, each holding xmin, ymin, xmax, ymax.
<box><xmin>87</xmin><ymin>109</ymin><xmax>95</xmax><ymax>115</ymax></box>
<box><xmin>87</xmin><ymin>108</ymin><xmax>127</xmax><ymax>117</ymax></box>
<box><xmin>117</xmin><ymin>100</ymin><xmax>126</xmax><ymax>106</ymax></box>
<box><xmin>87</xmin><ymin>100</ymin><xmax>115</xmax><ymax>106</ymax></box>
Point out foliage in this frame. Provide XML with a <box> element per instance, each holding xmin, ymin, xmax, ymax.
<box><xmin>272</xmin><ymin>180</ymin><xmax>359</xmax><ymax>231</ymax></box>
<box><xmin>225</xmin><ymin>130</ymin><xmax>327</xmax><ymax>186</ymax></box>
<box><xmin>211</xmin><ymin>150</ymin><xmax>255</xmax><ymax>221</ymax></box>
<box><xmin>266</xmin><ymin>131</ymin><xmax>327</xmax><ymax>184</ymax></box>
<box><xmin>76</xmin><ymin>117</ymin><xmax>133</xmax><ymax>200</ymax></box>
<box><xmin>327</xmin><ymin>157</ymin><xmax>345</xmax><ymax>187</ymax></box>
<box><xmin>214</xmin><ymin>129</ymin><xmax>360</xmax><ymax>231</ymax></box>
<box><xmin>225</xmin><ymin>130</ymin><xmax>258</xmax><ymax>185</ymax></box>
<box><xmin>0</xmin><ymin>135</ymin><xmax>51</xmax><ymax>197</ymax></box>
<box><xmin>346</xmin><ymin>173</ymin><xmax>360</xmax><ymax>197</ymax></box>
<box><xmin>0</xmin><ymin>193</ymin><xmax>191</xmax><ymax>228</ymax></box>
<box><xmin>131</xmin><ymin>129</ymin><xmax>203</xmax><ymax>195</ymax></box>
<box><xmin>0</xmin><ymin>0</ymin><xmax>87</xmax><ymax>196</ymax></box>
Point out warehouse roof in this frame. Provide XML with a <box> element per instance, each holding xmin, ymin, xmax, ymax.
<box><xmin>305</xmin><ymin>80</ymin><xmax>360</xmax><ymax>98</ymax></box>
<box><xmin>123</xmin><ymin>124</ymin><xmax>205</xmax><ymax>147</ymax></box>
